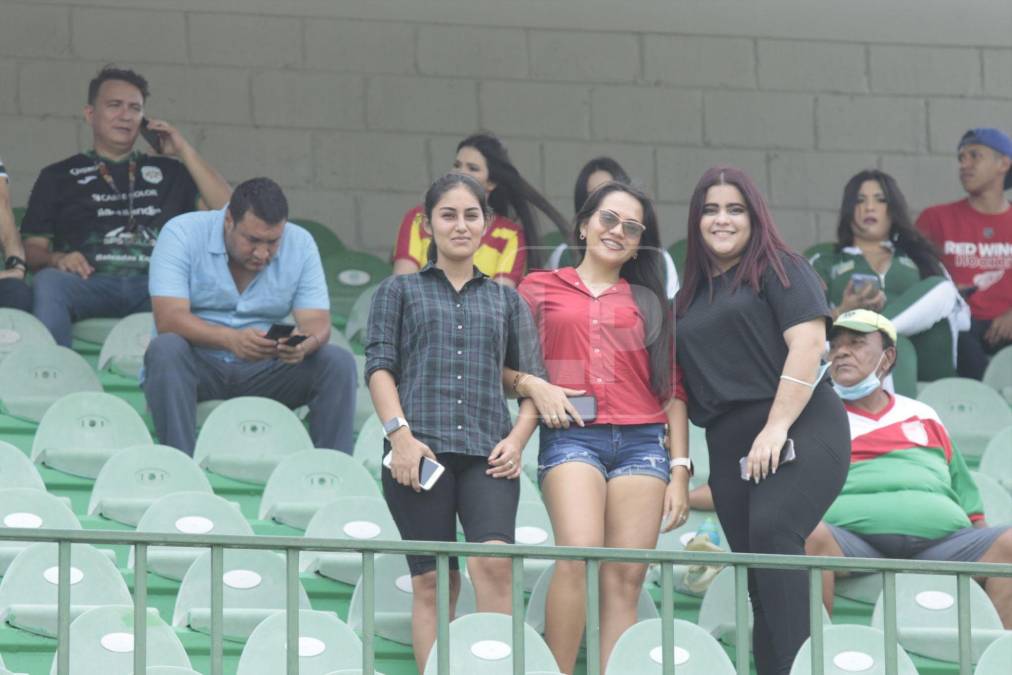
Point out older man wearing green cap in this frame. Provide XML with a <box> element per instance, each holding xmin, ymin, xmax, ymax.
<box><xmin>804</xmin><ymin>309</ymin><xmax>1012</xmax><ymax>627</ymax></box>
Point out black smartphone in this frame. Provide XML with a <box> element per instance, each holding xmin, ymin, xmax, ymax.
<box><xmin>739</xmin><ymin>438</ymin><xmax>796</xmax><ymax>480</ymax></box>
<box><xmin>282</xmin><ymin>334</ymin><xmax>309</xmax><ymax>347</ymax></box>
<box><xmin>139</xmin><ymin>117</ymin><xmax>163</xmax><ymax>154</ymax></box>
<box><xmin>265</xmin><ymin>323</ymin><xmax>296</xmax><ymax>341</ymax></box>
<box><xmin>851</xmin><ymin>273</ymin><xmax>881</xmax><ymax>293</ymax></box>
<box><xmin>566</xmin><ymin>395</ymin><xmax>597</xmax><ymax>423</ymax></box>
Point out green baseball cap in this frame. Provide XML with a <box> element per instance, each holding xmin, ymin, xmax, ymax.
<box><xmin>832</xmin><ymin>309</ymin><xmax>897</xmax><ymax>343</ymax></box>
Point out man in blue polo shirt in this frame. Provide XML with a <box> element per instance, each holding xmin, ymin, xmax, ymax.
<box><xmin>142</xmin><ymin>177</ymin><xmax>357</xmax><ymax>455</ymax></box>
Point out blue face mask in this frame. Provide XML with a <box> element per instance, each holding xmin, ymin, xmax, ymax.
<box><xmin>832</xmin><ymin>354</ymin><xmax>885</xmax><ymax>401</ymax></box>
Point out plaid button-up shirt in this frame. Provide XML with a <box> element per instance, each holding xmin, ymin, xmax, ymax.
<box><xmin>365</xmin><ymin>264</ymin><xmax>547</xmax><ymax>457</ymax></box>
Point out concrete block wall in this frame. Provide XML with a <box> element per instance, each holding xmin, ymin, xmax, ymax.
<box><xmin>1</xmin><ymin>0</ymin><xmax>1010</xmax><ymax>256</ymax></box>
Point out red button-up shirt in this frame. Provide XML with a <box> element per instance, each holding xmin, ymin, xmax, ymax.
<box><xmin>519</xmin><ymin>268</ymin><xmax>686</xmax><ymax>426</ymax></box>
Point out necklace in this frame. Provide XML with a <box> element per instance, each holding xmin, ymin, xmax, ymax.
<box><xmin>92</xmin><ymin>152</ymin><xmax>138</xmax><ymax>230</ymax></box>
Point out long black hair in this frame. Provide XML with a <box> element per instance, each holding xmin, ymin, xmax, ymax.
<box><xmin>574</xmin><ymin>181</ymin><xmax>672</xmax><ymax>400</ymax></box>
<box><xmin>836</xmin><ymin>170</ymin><xmax>943</xmax><ymax>278</ymax></box>
<box><xmin>573</xmin><ymin>156</ymin><xmax>632</xmax><ymax>215</ymax></box>
<box><xmin>423</xmin><ymin>173</ymin><xmax>491</xmax><ymax>264</ymax></box>
<box><xmin>457</xmin><ymin>132</ymin><xmax>569</xmax><ymax>267</ymax></box>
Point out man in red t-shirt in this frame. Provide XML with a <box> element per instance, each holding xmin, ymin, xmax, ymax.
<box><xmin>917</xmin><ymin>128</ymin><xmax>1012</xmax><ymax>378</ymax></box>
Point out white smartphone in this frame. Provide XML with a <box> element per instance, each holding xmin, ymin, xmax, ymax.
<box><xmin>739</xmin><ymin>438</ymin><xmax>796</xmax><ymax>481</ymax></box>
<box><xmin>383</xmin><ymin>452</ymin><xmax>445</xmax><ymax>490</ymax></box>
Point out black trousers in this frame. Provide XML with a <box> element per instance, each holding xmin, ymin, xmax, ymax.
<box><xmin>957</xmin><ymin>318</ymin><xmax>1009</xmax><ymax>380</ymax></box>
<box><xmin>706</xmin><ymin>383</ymin><xmax>850</xmax><ymax>675</ymax></box>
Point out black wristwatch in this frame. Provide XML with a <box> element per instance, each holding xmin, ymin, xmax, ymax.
<box><xmin>4</xmin><ymin>256</ymin><xmax>26</xmax><ymax>273</ymax></box>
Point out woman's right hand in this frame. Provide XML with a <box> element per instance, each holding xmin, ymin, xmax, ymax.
<box><xmin>838</xmin><ymin>278</ymin><xmax>887</xmax><ymax>314</ymax></box>
<box><xmin>522</xmin><ymin>376</ymin><xmax>587</xmax><ymax>429</ymax></box>
<box><xmin>389</xmin><ymin>431</ymin><xmax>437</xmax><ymax>492</ymax></box>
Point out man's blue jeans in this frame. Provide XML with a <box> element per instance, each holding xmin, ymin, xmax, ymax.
<box><xmin>32</xmin><ymin>269</ymin><xmax>151</xmax><ymax>346</ymax></box>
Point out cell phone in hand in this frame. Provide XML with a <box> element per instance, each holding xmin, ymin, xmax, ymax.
<box><xmin>548</xmin><ymin>395</ymin><xmax>597</xmax><ymax>423</ymax></box>
<box><xmin>282</xmin><ymin>334</ymin><xmax>309</xmax><ymax>347</ymax></box>
<box><xmin>739</xmin><ymin>438</ymin><xmax>796</xmax><ymax>481</ymax></box>
<box><xmin>140</xmin><ymin>117</ymin><xmax>163</xmax><ymax>154</ymax></box>
<box><xmin>265</xmin><ymin>323</ymin><xmax>296</xmax><ymax>341</ymax></box>
<box><xmin>383</xmin><ymin>452</ymin><xmax>445</xmax><ymax>490</ymax></box>
<box><xmin>851</xmin><ymin>273</ymin><xmax>881</xmax><ymax>293</ymax></box>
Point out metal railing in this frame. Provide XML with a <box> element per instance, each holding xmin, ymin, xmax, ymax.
<box><xmin>2</xmin><ymin>528</ymin><xmax>1009</xmax><ymax>675</ymax></box>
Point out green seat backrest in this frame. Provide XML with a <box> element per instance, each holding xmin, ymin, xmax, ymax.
<box><xmin>970</xmin><ymin>471</ymin><xmax>1012</xmax><ymax>525</ymax></box>
<box><xmin>521</xmin><ymin>426</ymin><xmax>540</xmax><ymax>482</ymax></box>
<box><xmin>236</xmin><ymin>610</ymin><xmax>360</xmax><ymax>675</ymax></box>
<box><xmin>290</xmin><ymin>218</ymin><xmax>345</xmax><ymax>257</ymax></box>
<box><xmin>352</xmin><ymin>414</ymin><xmax>385</xmax><ymax>480</ymax></box>
<box><xmin>982</xmin><ymin>345</ymin><xmax>1012</xmax><ymax>405</ymax></box>
<box><xmin>50</xmin><ymin>606</ymin><xmax>192</xmax><ymax>675</ymax></box>
<box><xmin>88</xmin><ymin>444</ymin><xmax>213</xmax><ymax>526</ymax></box>
<box><xmin>975</xmin><ymin>632</ymin><xmax>1012</xmax><ymax>675</ymax></box>
<box><xmin>301</xmin><ymin>496</ymin><xmax>399</xmax><ymax>584</ymax></box>
<box><xmin>323</xmin><ymin>250</ymin><xmax>392</xmax><ymax>324</ymax></box>
<box><xmin>0</xmin><ymin>542</ymin><xmax>132</xmax><ymax>638</ymax></box>
<box><xmin>146</xmin><ymin>668</ymin><xmax>203</xmax><ymax>675</ymax></box>
<box><xmin>605</xmin><ymin>617</ymin><xmax>736</xmax><ymax>675</ymax></box>
<box><xmin>193</xmin><ymin>396</ymin><xmax>314</xmax><ymax>484</ymax></box>
<box><xmin>892</xmin><ymin>335</ymin><xmax>919</xmax><ymax>398</ymax></box>
<box><xmin>31</xmin><ymin>391</ymin><xmax>152</xmax><ymax>478</ymax></box>
<box><xmin>423</xmin><ymin>612</ymin><xmax>559</xmax><ymax>675</ymax></box>
<box><xmin>513</xmin><ymin>501</ymin><xmax>555</xmax><ymax>592</ymax></box>
<box><xmin>0</xmin><ymin>346</ymin><xmax>103</xmax><ymax>423</ymax></box>
<box><xmin>343</xmin><ymin>285</ymin><xmax>379</xmax><ymax>347</ymax></box>
<box><xmin>0</xmin><ymin>488</ymin><xmax>82</xmax><ymax>574</ymax></box>
<box><xmin>978</xmin><ymin>426</ymin><xmax>1012</xmax><ymax>495</ymax></box>
<box><xmin>0</xmin><ymin>440</ymin><xmax>46</xmax><ymax>491</ymax></box>
<box><xmin>871</xmin><ymin>572</ymin><xmax>1004</xmax><ymax>662</ymax></box>
<box><xmin>97</xmin><ymin>312</ymin><xmax>154</xmax><ymax>379</ymax></box>
<box><xmin>0</xmin><ymin>309</ymin><xmax>55</xmax><ymax>361</ymax></box>
<box><xmin>347</xmin><ymin>553</ymin><xmax>476</xmax><ymax>646</ymax></box>
<box><xmin>668</xmin><ymin>239</ymin><xmax>688</xmax><ymax>282</ymax></box>
<box><xmin>173</xmin><ymin>549</ymin><xmax>310</xmax><ymax>642</ymax></box>
<box><xmin>133</xmin><ymin>491</ymin><xmax>252</xmax><ymax>581</ymax></box>
<box><xmin>789</xmin><ymin>624</ymin><xmax>918</xmax><ymax>675</ymax></box>
<box><xmin>918</xmin><ymin>378</ymin><xmax>1012</xmax><ymax>459</ymax></box>
<box><xmin>697</xmin><ymin>567</ymin><xmax>753</xmax><ymax>642</ymax></box>
<box><xmin>71</xmin><ymin>317</ymin><xmax>120</xmax><ymax>345</ymax></box>
<box><xmin>518</xmin><ymin>471</ymin><xmax>541</xmax><ymax>504</ymax></box>
<box><xmin>11</xmin><ymin>207</ymin><xmax>25</xmax><ymax>227</ymax></box>
<box><xmin>258</xmin><ymin>449</ymin><xmax>381</xmax><ymax>528</ymax></box>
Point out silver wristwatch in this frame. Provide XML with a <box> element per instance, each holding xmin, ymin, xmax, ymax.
<box><xmin>669</xmin><ymin>457</ymin><xmax>694</xmax><ymax>476</ymax></box>
<box><xmin>382</xmin><ymin>416</ymin><xmax>409</xmax><ymax>438</ymax></box>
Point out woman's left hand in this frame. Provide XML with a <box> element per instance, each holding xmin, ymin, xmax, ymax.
<box><xmin>745</xmin><ymin>424</ymin><xmax>789</xmax><ymax>484</ymax></box>
<box><xmin>487</xmin><ymin>438</ymin><xmax>523</xmax><ymax>479</ymax></box>
<box><xmin>661</xmin><ymin>473</ymin><xmax>691</xmax><ymax>533</ymax></box>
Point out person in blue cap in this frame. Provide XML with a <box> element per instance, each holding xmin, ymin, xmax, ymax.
<box><xmin>917</xmin><ymin>128</ymin><xmax>1012</xmax><ymax>379</ymax></box>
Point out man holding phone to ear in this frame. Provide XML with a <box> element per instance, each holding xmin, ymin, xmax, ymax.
<box><xmin>142</xmin><ymin>177</ymin><xmax>357</xmax><ymax>456</ymax></box>
<box><xmin>20</xmin><ymin>65</ymin><xmax>231</xmax><ymax>346</ymax></box>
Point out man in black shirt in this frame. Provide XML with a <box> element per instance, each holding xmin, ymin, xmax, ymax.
<box><xmin>0</xmin><ymin>155</ymin><xmax>31</xmax><ymax>312</ymax></box>
<box><xmin>21</xmin><ymin>65</ymin><xmax>231</xmax><ymax>346</ymax></box>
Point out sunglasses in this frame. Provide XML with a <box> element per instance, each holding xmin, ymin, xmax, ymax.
<box><xmin>596</xmin><ymin>209</ymin><xmax>646</xmax><ymax>239</ymax></box>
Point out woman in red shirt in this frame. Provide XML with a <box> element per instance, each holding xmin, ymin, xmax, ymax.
<box><xmin>515</xmin><ymin>182</ymin><xmax>690</xmax><ymax>674</ymax></box>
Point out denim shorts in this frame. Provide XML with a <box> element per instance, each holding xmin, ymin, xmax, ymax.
<box><xmin>538</xmin><ymin>423</ymin><xmax>669</xmax><ymax>484</ymax></box>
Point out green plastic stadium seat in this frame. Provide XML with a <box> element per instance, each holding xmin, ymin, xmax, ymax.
<box><xmin>512</xmin><ymin>501</ymin><xmax>555</xmax><ymax>591</ymax></box>
<box><xmin>974</xmin><ymin>632</ymin><xmax>1012</xmax><ymax>675</ymax></box>
<box><xmin>329</xmin><ymin>327</ymin><xmax>354</xmax><ymax>353</ymax></box>
<box><xmin>835</xmin><ymin>573</ymin><xmax>885</xmax><ymax>605</ymax></box>
<box><xmin>423</xmin><ymin>612</ymin><xmax>560</xmax><ymax>675</ymax></box>
<box><xmin>258</xmin><ymin>449</ymin><xmax>380</xmax><ymax>530</ymax></box>
<box><xmin>649</xmin><ymin>510</ymin><xmax>727</xmax><ymax>595</ymax></box>
<box><xmin>343</xmin><ymin>285</ymin><xmax>378</xmax><ymax>347</ymax></box>
<box><xmin>193</xmin><ymin>396</ymin><xmax>314</xmax><ymax>484</ymax></box>
<box><xmin>0</xmin><ymin>309</ymin><xmax>54</xmax><ymax>362</ymax></box>
<box><xmin>982</xmin><ymin>345</ymin><xmax>1012</xmax><ymax>405</ymax></box>
<box><xmin>323</xmin><ymin>250</ymin><xmax>392</xmax><ymax>327</ymax></box>
<box><xmin>173</xmin><ymin>549</ymin><xmax>311</xmax><ymax>642</ymax></box>
<box><xmin>235</xmin><ymin>610</ymin><xmax>360</xmax><ymax>675</ymax></box>
<box><xmin>87</xmin><ymin>444</ymin><xmax>213</xmax><ymax>527</ymax></box>
<box><xmin>688</xmin><ymin>423</ymin><xmax>710</xmax><ymax>489</ymax></box>
<box><xmin>146</xmin><ymin>668</ymin><xmax>203</xmax><ymax>675</ymax></box>
<box><xmin>352</xmin><ymin>414</ymin><xmax>385</xmax><ymax>480</ymax></box>
<box><xmin>133</xmin><ymin>491</ymin><xmax>252</xmax><ymax>581</ymax></box>
<box><xmin>0</xmin><ymin>345</ymin><xmax>102</xmax><ymax>422</ymax></box>
<box><xmin>521</xmin><ymin>426</ymin><xmax>540</xmax><ymax>483</ymax></box>
<box><xmin>871</xmin><ymin>573</ymin><xmax>1007</xmax><ymax>662</ymax></box>
<box><xmin>605</xmin><ymin>618</ymin><xmax>736</xmax><ymax>675</ymax></box>
<box><xmin>697</xmin><ymin>567</ymin><xmax>753</xmax><ymax>644</ymax></box>
<box><xmin>49</xmin><ymin>605</ymin><xmax>192</xmax><ymax>675</ymax></box>
<box><xmin>353</xmin><ymin>354</ymin><xmax>372</xmax><ymax>432</ymax></box>
<box><xmin>668</xmin><ymin>239</ymin><xmax>688</xmax><ymax>283</ymax></box>
<box><xmin>918</xmin><ymin>378</ymin><xmax>1012</xmax><ymax>460</ymax></box>
<box><xmin>301</xmin><ymin>496</ymin><xmax>400</xmax><ymax>584</ymax></box>
<box><xmin>0</xmin><ymin>488</ymin><xmax>81</xmax><ymax>574</ymax></box>
<box><xmin>525</xmin><ymin>562</ymin><xmax>657</xmax><ymax>635</ymax></box>
<box><xmin>0</xmin><ymin>542</ymin><xmax>132</xmax><ymax>638</ymax></box>
<box><xmin>978</xmin><ymin>427</ymin><xmax>1012</xmax><ymax>496</ymax></box>
<box><xmin>347</xmin><ymin>553</ymin><xmax>476</xmax><ymax>646</ymax></box>
<box><xmin>971</xmin><ymin>471</ymin><xmax>1012</xmax><ymax>525</ymax></box>
<box><xmin>518</xmin><ymin>471</ymin><xmax>541</xmax><ymax>504</ymax></box>
<box><xmin>71</xmin><ymin>317</ymin><xmax>120</xmax><ymax>345</ymax></box>
<box><xmin>789</xmin><ymin>624</ymin><xmax>918</xmax><ymax>675</ymax></box>
<box><xmin>97</xmin><ymin>312</ymin><xmax>154</xmax><ymax>379</ymax></box>
<box><xmin>892</xmin><ymin>335</ymin><xmax>919</xmax><ymax>399</ymax></box>
<box><xmin>291</xmin><ymin>218</ymin><xmax>345</xmax><ymax>257</ymax></box>
<box><xmin>0</xmin><ymin>440</ymin><xmax>46</xmax><ymax>492</ymax></box>
<box><xmin>31</xmin><ymin>391</ymin><xmax>152</xmax><ymax>479</ymax></box>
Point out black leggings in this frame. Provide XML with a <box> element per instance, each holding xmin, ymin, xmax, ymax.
<box><xmin>706</xmin><ymin>383</ymin><xmax>850</xmax><ymax>675</ymax></box>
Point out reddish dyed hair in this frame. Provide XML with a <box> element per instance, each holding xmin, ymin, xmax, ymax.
<box><xmin>675</xmin><ymin>165</ymin><xmax>805</xmax><ymax>317</ymax></box>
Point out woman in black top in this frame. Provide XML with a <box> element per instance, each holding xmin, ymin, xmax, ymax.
<box><xmin>675</xmin><ymin>166</ymin><xmax>850</xmax><ymax>675</ymax></box>
<box><xmin>366</xmin><ymin>173</ymin><xmax>544</xmax><ymax>672</ymax></box>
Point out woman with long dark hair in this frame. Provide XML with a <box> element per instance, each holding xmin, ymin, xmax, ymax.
<box><xmin>367</xmin><ymin>173</ymin><xmax>545</xmax><ymax>672</ymax></box>
<box><xmin>514</xmin><ymin>182</ymin><xmax>690</xmax><ymax>674</ymax></box>
<box><xmin>392</xmin><ymin>131</ymin><xmax>568</xmax><ymax>285</ymax></box>
<box><xmin>810</xmin><ymin>169</ymin><xmax>966</xmax><ymax>379</ymax></box>
<box><xmin>675</xmin><ymin>166</ymin><xmax>850</xmax><ymax>675</ymax></box>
